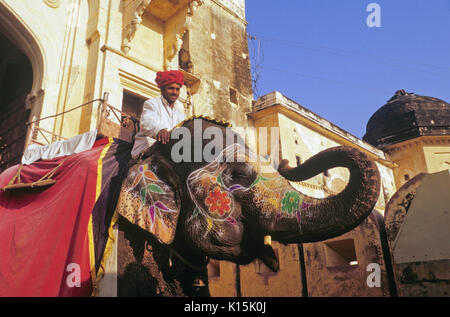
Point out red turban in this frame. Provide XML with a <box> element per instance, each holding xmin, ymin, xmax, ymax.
<box><xmin>155</xmin><ymin>70</ymin><xmax>184</xmax><ymax>88</ymax></box>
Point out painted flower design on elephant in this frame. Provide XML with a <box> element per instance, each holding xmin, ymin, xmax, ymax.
<box><xmin>127</xmin><ymin>163</ymin><xmax>176</xmax><ymax>230</ymax></box>
<box><xmin>127</xmin><ymin>163</ymin><xmax>159</xmax><ymax>192</ymax></box>
<box><xmin>205</xmin><ymin>186</ymin><xmax>231</xmax><ymax>217</ymax></box>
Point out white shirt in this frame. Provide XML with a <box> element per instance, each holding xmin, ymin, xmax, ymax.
<box><xmin>131</xmin><ymin>96</ymin><xmax>186</xmax><ymax>158</ymax></box>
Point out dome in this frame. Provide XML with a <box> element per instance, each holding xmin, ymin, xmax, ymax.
<box><xmin>363</xmin><ymin>90</ymin><xmax>450</xmax><ymax>148</ymax></box>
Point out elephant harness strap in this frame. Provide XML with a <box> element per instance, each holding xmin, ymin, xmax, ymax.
<box><xmin>168</xmin><ymin>246</ymin><xmax>209</xmax><ymax>272</ymax></box>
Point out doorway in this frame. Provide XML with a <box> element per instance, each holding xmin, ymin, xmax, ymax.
<box><xmin>0</xmin><ymin>31</ymin><xmax>33</xmax><ymax>172</ymax></box>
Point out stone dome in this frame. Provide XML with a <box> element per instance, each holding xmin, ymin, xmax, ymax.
<box><xmin>363</xmin><ymin>90</ymin><xmax>450</xmax><ymax>148</ymax></box>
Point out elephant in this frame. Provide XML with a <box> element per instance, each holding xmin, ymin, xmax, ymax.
<box><xmin>113</xmin><ymin>116</ymin><xmax>381</xmax><ymax>297</ymax></box>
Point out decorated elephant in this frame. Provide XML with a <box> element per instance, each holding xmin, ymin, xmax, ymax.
<box><xmin>114</xmin><ymin>116</ymin><xmax>380</xmax><ymax>296</ymax></box>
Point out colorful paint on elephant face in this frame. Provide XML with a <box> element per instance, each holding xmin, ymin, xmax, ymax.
<box><xmin>187</xmin><ymin>166</ymin><xmax>236</xmax><ymax>224</ymax></box>
<box><xmin>186</xmin><ymin>144</ymin><xmax>312</xmax><ymax>237</ymax></box>
<box><xmin>205</xmin><ymin>186</ymin><xmax>231</xmax><ymax>216</ymax></box>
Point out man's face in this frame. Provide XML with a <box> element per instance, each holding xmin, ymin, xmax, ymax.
<box><xmin>161</xmin><ymin>83</ymin><xmax>181</xmax><ymax>105</ymax></box>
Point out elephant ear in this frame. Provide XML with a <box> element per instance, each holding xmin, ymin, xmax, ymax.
<box><xmin>115</xmin><ymin>154</ymin><xmax>181</xmax><ymax>245</ymax></box>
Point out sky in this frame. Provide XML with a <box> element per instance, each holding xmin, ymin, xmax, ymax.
<box><xmin>245</xmin><ymin>0</ymin><xmax>450</xmax><ymax>139</ymax></box>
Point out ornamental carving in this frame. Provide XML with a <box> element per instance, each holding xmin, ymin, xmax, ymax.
<box><xmin>43</xmin><ymin>0</ymin><xmax>61</xmax><ymax>8</ymax></box>
<box><xmin>122</xmin><ymin>0</ymin><xmax>152</xmax><ymax>54</ymax></box>
<box><xmin>121</xmin><ymin>0</ymin><xmax>203</xmax><ymax>62</ymax></box>
<box><xmin>121</xmin><ymin>0</ymin><xmax>152</xmax><ymax>54</ymax></box>
<box><xmin>164</xmin><ymin>0</ymin><xmax>203</xmax><ymax>69</ymax></box>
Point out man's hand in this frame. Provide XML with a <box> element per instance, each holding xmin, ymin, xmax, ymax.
<box><xmin>157</xmin><ymin>129</ymin><xmax>170</xmax><ymax>144</ymax></box>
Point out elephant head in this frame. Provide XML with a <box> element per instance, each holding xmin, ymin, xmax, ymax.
<box><xmin>116</xmin><ymin>117</ymin><xmax>380</xmax><ymax>274</ymax></box>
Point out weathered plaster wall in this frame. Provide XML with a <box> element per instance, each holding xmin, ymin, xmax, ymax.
<box><xmin>239</xmin><ymin>242</ymin><xmax>303</xmax><ymax>297</ymax></box>
<box><xmin>188</xmin><ymin>0</ymin><xmax>253</xmax><ymax>129</ymax></box>
<box><xmin>208</xmin><ymin>261</ymin><xmax>238</xmax><ymax>297</ymax></box>
<box><xmin>1</xmin><ymin>0</ymin><xmax>254</xmax><ymax>143</ymax></box>
<box><xmin>304</xmin><ymin>215</ymin><xmax>391</xmax><ymax>297</ymax></box>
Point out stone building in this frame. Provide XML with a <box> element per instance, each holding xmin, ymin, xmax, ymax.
<box><xmin>0</xmin><ymin>0</ymin><xmax>255</xmax><ymax>172</ymax></box>
<box><xmin>364</xmin><ymin>89</ymin><xmax>450</xmax><ymax>189</ymax></box>
<box><xmin>364</xmin><ymin>90</ymin><xmax>450</xmax><ymax>297</ymax></box>
<box><xmin>0</xmin><ymin>0</ymin><xmax>448</xmax><ymax>297</ymax></box>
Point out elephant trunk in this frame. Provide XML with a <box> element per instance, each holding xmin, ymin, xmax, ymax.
<box><xmin>269</xmin><ymin>146</ymin><xmax>380</xmax><ymax>243</ymax></box>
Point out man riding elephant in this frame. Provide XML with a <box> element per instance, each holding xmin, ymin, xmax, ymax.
<box><xmin>131</xmin><ymin>70</ymin><xmax>186</xmax><ymax>159</ymax></box>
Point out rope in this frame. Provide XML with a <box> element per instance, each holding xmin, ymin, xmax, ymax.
<box><xmin>3</xmin><ymin>157</ymin><xmax>67</xmax><ymax>191</ymax></box>
<box><xmin>27</xmin><ymin>98</ymin><xmax>103</xmax><ymax>126</ymax></box>
<box><xmin>6</xmin><ymin>164</ymin><xmax>23</xmax><ymax>186</ymax></box>
<box><xmin>34</xmin><ymin>157</ymin><xmax>67</xmax><ymax>183</ymax></box>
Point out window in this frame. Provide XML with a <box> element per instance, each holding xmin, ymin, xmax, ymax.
<box><xmin>207</xmin><ymin>259</ymin><xmax>220</xmax><ymax>278</ymax></box>
<box><xmin>121</xmin><ymin>90</ymin><xmax>146</xmax><ymax>133</ymax></box>
<box><xmin>122</xmin><ymin>90</ymin><xmax>146</xmax><ymax>120</ymax></box>
<box><xmin>324</xmin><ymin>239</ymin><xmax>358</xmax><ymax>267</ymax></box>
<box><xmin>229</xmin><ymin>87</ymin><xmax>238</xmax><ymax>104</ymax></box>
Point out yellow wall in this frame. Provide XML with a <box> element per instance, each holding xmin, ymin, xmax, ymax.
<box><xmin>423</xmin><ymin>143</ymin><xmax>450</xmax><ymax>174</ymax></box>
<box><xmin>304</xmin><ymin>216</ymin><xmax>390</xmax><ymax>297</ymax></box>
<box><xmin>208</xmin><ymin>261</ymin><xmax>238</xmax><ymax>297</ymax></box>
<box><xmin>240</xmin><ymin>243</ymin><xmax>303</xmax><ymax>297</ymax></box>
<box><xmin>385</xmin><ymin>136</ymin><xmax>450</xmax><ymax>188</ymax></box>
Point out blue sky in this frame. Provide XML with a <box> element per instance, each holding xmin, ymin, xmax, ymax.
<box><xmin>245</xmin><ymin>0</ymin><xmax>450</xmax><ymax>139</ymax></box>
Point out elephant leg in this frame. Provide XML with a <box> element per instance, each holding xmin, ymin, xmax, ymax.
<box><xmin>117</xmin><ymin>216</ymin><xmax>209</xmax><ymax>297</ymax></box>
<box><xmin>117</xmin><ymin>216</ymin><xmax>162</xmax><ymax>296</ymax></box>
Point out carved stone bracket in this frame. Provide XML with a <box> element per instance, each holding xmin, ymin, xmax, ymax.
<box><xmin>164</xmin><ymin>0</ymin><xmax>203</xmax><ymax>69</ymax></box>
<box><xmin>121</xmin><ymin>0</ymin><xmax>152</xmax><ymax>54</ymax></box>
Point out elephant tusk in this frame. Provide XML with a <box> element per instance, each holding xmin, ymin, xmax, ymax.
<box><xmin>264</xmin><ymin>235</ymin><xmax>272</xmax><ymax>246</ymax></box>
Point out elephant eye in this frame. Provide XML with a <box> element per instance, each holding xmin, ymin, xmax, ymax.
<box><xmin>232</xmin><ymin>170</ymin><xmax>247</xmax><ymax>178</ymax></box>
<box><xmin>225</xmin><ymin>164</ymin><xmax>257</xmax><ymax>188</ymax></box>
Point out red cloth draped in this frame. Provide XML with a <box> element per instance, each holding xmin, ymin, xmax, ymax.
<box><xmin>0</xmin><ymin>138</ymin><xmax>111</xmax><ymax>296</ymax></box>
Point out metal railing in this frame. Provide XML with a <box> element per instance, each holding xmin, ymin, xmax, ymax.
<box><xmin>26</xmin><ymin>92</ymin><xmax>139</xmax><ymax>147</ymax></box>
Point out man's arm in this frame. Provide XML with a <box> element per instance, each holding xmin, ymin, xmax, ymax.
<box><xmin>139</xmin><ymin>99</ymin><xmax>165</xmax><ymax>139</ymax></box>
